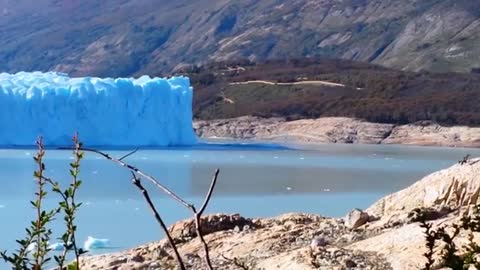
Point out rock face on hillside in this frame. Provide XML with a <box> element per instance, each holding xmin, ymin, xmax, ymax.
<box><xmin>79</xmin><ymin>158</ymin><xmax>480</xmax><ymax>269</ymax></box>
<box><xmin>195</xmin><ymin>116</ymin><xmax>395</xmax><ymax>144</ymax></box>
<box><xmin>194</xmin><ymin>116</ymin><xmax>480</xmax><ymax>148</ymax></box>
<box><xmin>1</xmin><ymin>0</ymin><xmax>480</xmax><ymax>76</ymax></box>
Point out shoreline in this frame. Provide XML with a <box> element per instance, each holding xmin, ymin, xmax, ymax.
<box><xmin>78</xmin><ymin>158</ymin><xmax>480</xmax><ymax>269</ymax></box>
<box><xmin>194</xmin><ymin>116</ymin><xmax>480</xmax><ymax>148</ymax></box>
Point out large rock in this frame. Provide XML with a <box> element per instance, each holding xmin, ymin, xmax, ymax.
<box><xmin>344</xmin><ymin>209</ymin><xmax>370</xmax><ymax>229</ymax></box>
<box><xmin>367</xmin><ymin>158</ymin><xmax>480</xmax><ymax>218</ymax></box>
<box><xmin>168</xmin><ymin>213</ymin><xmax>257</xmax><ymax>242</ymax></box>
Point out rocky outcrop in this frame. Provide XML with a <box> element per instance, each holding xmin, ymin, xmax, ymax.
<box><xmin>168</xmin><ymin>214</ymin><xmax>258</xmax><ymax>242</ymax></box>
<box><xmin>367</xmin><ymin>158</ymin><xmax>480</xmax><ymax>218</ymax></box>
<box><xmin>382</xmin><ymin>124</ymin><xmax>480</xmax><ymax>148</ymax></box>
<box><xmin>79</xmin><ymin>213</ymin><xmax>391</xmax><ymax>269</ymax></box>
<box><xmin>194</xmin><ymin>116</ymin><xmax>480</xmax><ymax>148</ymax></box>
<box><xmin>354</xmin><ymin>158</ymin><xmax>480</xmax><ymax>269</ymax></box>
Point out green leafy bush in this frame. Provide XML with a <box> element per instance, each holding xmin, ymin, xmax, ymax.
<box><xmin>419</xmin><ymin>205</ymin><xmax>480</xmax><ymax>270</ymax></box>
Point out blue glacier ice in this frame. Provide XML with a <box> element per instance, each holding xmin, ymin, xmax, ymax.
<box><xmin>0</xmin><ymin>72</ymin><xmax>197</xmax><ymax>146</ymax></box>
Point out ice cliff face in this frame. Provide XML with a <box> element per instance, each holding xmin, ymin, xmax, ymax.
<box><xmin>0</xmin><ymin>72</ymin><xmax>197</xmax><ymax>146</ymax></box>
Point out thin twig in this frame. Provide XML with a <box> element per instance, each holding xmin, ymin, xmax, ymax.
<box><xmin>130</xmin><ymin>172</ymin><xmax>186</xmax><ymax>270</ymax></box>
<box><xmin>119</xmin><ymin>148</ymin><xmax>139</xmax><ymax>161</ymax></box>
<box><xmin>198</xmin><ymin>169</ymin><xmax>220</xmax><ymax>216</ymax></box>
<box><xmin>194</xmin><ymin>212</ymin><xmax>213</xmax><ymax>269</ymax></box>
<box><xmin>71</xmin><ymin>135</ymin><xmax>82</xmax><ymax>267</ymax></box>
<box><xmin>65</xmin><ymin>147</ymin><xmax>193</xmax><ymax>209</ymax></box>
<box><xmin>191</xmin><ymin>169</ymin><xmax>220</xmax><ymax>270</ymax></box>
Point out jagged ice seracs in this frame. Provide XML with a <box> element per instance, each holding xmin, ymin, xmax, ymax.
<box><xmin>0</xmin><ymin>72</ymin><xmax>197</xmax><ymax>146</ymax></box>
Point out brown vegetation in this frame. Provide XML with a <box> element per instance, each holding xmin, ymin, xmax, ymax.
<box><xmin>184</xmin><ymin>59</ymin><xmax>480</xmax><ymax>126</ymax></box>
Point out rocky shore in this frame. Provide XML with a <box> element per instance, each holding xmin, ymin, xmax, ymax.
<box><xmin>79</xmin><ymin>158</ymin><xmax>480</xmax><ymax>269</ymax></box>
<box><xmin>194</xmin><ymin>116</ymin><xmax>480</xmax><ymax>148</ymax></box>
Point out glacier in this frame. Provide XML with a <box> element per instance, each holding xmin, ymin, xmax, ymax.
<box><xmin>0</xmin><ymin>72</ymin><xmax>197</xmax><ymax>146</ymax></box>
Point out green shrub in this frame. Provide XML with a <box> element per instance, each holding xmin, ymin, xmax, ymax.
<box><xmin>1</xmin><ymin>135</ymin><xmax>85</xmax><ymax>270</ymax></box>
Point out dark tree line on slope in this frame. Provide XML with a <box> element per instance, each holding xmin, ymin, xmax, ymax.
<box><xmin>177</xmin><ymin>58</ymin><xmax>480</xmax><ymax>126</ymax></box>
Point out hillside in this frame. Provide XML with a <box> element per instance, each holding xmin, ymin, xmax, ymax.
<box><xmin>189</xmin><ymin>59</ymin><xmax>480</xmax><ymax>126</ymax></box>
<box><xmin>1</xmin><ymin>0</ymin><xmax>480</xmax><ymax>76</ymax></box>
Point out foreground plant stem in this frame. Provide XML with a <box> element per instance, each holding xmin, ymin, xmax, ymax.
<box><xmin>32</xmin><ymin>138</ymin><xmax>56</xmax><ymax>270</ymax></box>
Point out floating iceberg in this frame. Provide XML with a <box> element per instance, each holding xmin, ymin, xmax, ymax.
<box><xmin>48</xmin><ymin>242</ymin><xmax>70</xmax><ymax>251</ymax></box>
<box><xmin>83</xmin><ymin>236</ymin><xmax>110</xmax><ymax>250</ymax></box>
<box><xmin>0</xmin><ymin>72</ymin><xmax>197</xmax><ymax>146</ymax></box>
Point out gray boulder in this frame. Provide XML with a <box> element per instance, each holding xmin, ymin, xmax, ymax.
<box><xmin>344</xmin><ymin>209</ymin><xmax>369</xmax><ymax>229</ymax></box>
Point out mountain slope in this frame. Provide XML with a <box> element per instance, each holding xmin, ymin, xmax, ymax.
<box><xmin>188</xmin><ymin>59</ymin><xmax>480</xmax><ymax>126</ymax></box>
<box><xmin>1</xmin><ymin>0</ymin><xmax>479</xmax><ymax>76</ymax></box>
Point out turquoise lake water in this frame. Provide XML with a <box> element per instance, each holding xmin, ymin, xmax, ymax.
<box><xmin>1</xmin><ymin>142</ymin><xmax>479</xmax><ymax>268</ymax></box>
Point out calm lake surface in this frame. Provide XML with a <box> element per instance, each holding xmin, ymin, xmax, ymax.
<box><xmin>1</xmin><ymin>142</ymin><xmax>479</xmax><ymax>266</ymax></box>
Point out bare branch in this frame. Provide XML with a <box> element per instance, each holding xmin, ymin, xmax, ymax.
<box><xmin>190</xmin><ymin>169</ymin><xmax>220</xmax><ymax>270</ymax></box>
<box><xmin>118</xmin><ymin>148</ymin><xmax>139</xmax><ymax>161</ymax></box>
<box><xmin>198</xmin><ymin>169</ymin><xmax>220</xmax><ymax>217</ymax></box>
<box><xmin>71</xmin><ymin>147</ymin><xmax>193</xmax><ymax>209</ymax></box>
<box><xmin>75</xmin><ymin>147</ymin><xmax>221</xmax><ymax>270</ymax></box>
<box><xmin>194</xmin><ymin>213</ymin><xmax>213</xmax><ymax>269</ymax></box>
<box><xmin>130</xmin><ymin>172</ymin><xmax>186</xmax><ymax>270</ymax></box>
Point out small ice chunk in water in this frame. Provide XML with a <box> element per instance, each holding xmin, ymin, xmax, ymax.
<box><xmin>48</xmin><ymin>242</ymin><xmax>71</xmax><ymax>251</ymax></box>
<box><xmin>84</xmin><ymin>236</ymin><xmax>110</xmax><ymax>250</ymax></box>
<box><xmin>0</xmin><ymin>205</ymin><xmax>5</xmax><ymax>209</ymax></box>
<box><xmin>286</xmin><ymin>186</ymin><xmax>292</xmax><ymax>191</ymax></box>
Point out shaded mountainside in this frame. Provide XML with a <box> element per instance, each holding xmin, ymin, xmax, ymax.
<box><xmin>189</xmin><ymin>59</ymin><xmax>480</xmax><ymax>126</ymax></box>
<box><xmin>1</xmin><ymin>0</ymin><xmax>480</xmax><ymax>76</ymax></box>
